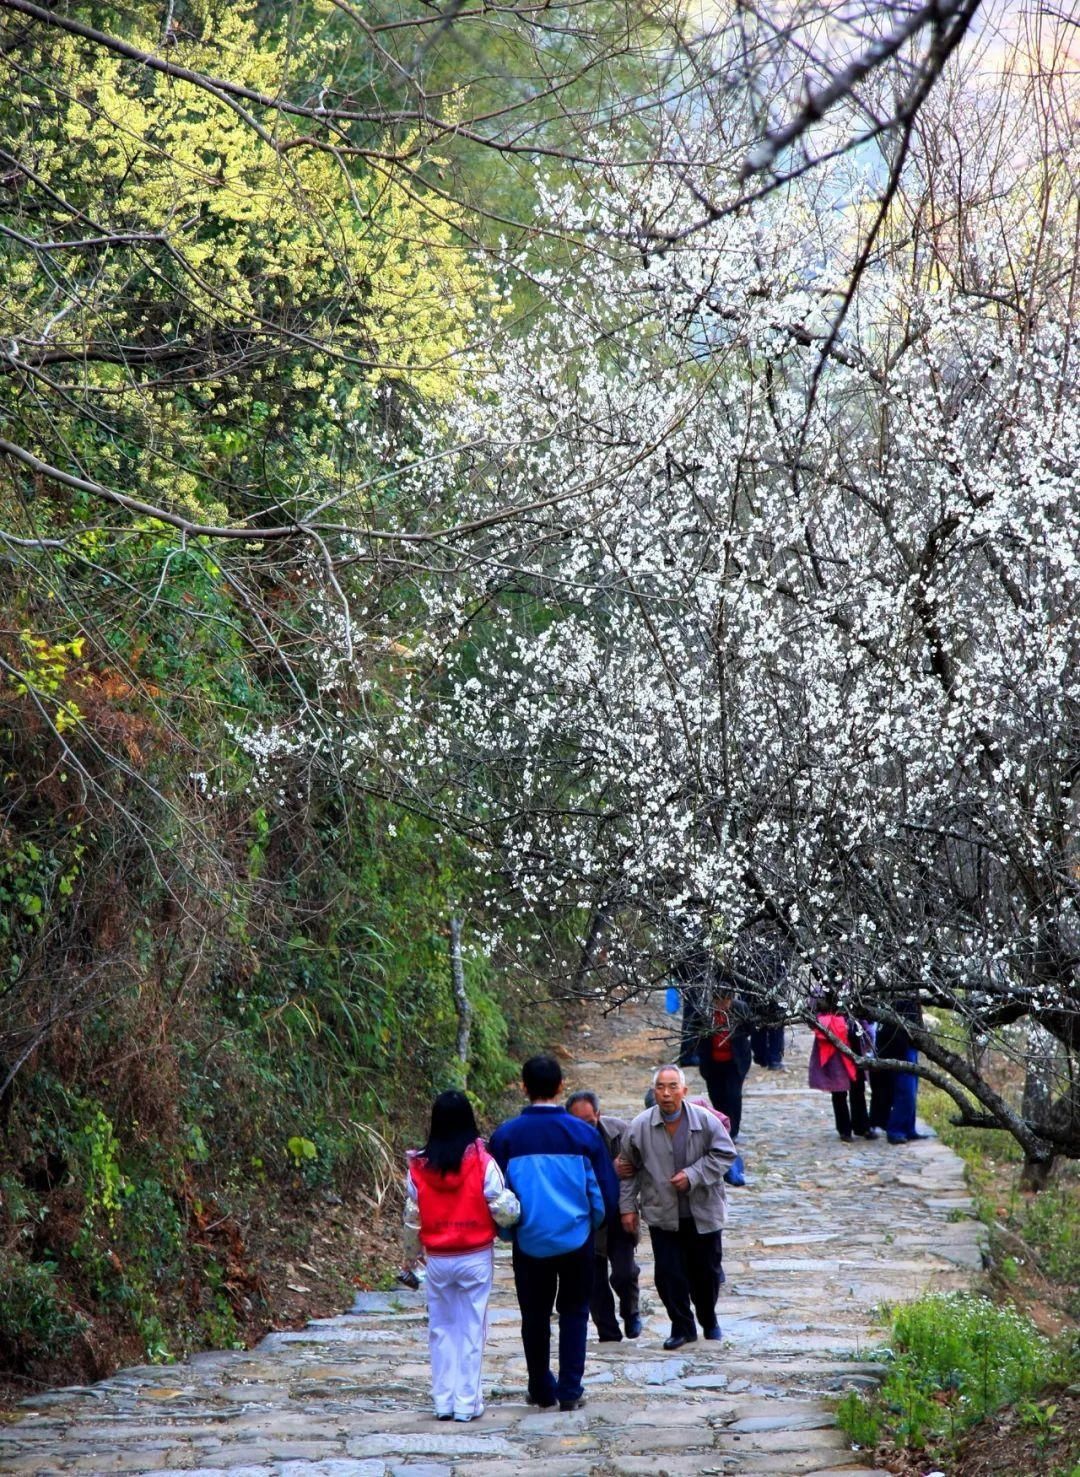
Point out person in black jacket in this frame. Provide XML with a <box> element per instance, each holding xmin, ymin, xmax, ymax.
<box><xmin>674</xmin><ymin>951</ymin><xmax>712</xmax><ymax>1068</ymax></box>
<box><xmin>565</xmin><ymin>1090</ymin><xmax>642</xmax><ymax>1342</ymax></box>
<box><xmin>869</xmin><ymin>997</ymin><xmax>929</xmax><ymax>1143</ymax></box>
<box><xmin>695</xmin><ymin>976</ymin><xmax>753</xmax><ymax>1141</ymax></box>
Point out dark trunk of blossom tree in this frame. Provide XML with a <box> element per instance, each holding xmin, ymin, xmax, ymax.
<box><xmin>1019</xmin><ymin>1024</ymin><xmax>1058</xmax><ymax>1190</ymax></box>
<box><xmin>450</xmin><ymin>916</ymin><xmax>470</xmax><ymax>1089</ymax></box>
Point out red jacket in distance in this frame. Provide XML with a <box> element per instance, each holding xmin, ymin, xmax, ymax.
<box><xmin>409</xmin><ymin>1141</ymin><xmax>496</xmax><ymax>1255</ymax></box>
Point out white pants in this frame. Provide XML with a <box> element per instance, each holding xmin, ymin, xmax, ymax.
<box><xmin>425</xmin><ymin>1246</ymin><xmax>494</xmax><ymax>1419</ymax></box>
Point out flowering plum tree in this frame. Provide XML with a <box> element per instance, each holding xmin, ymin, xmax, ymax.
<box><xmin>394</xmin><ymin>27</ymin><xmax>1080</xmax><ymax>1171</ymax></box>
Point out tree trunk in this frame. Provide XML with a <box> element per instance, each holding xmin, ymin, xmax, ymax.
<box><xmin>571</xmin><ymin>895</ymin><xmax>618</xmax><ymax>997</ymax></box>
<box><xmin>1021</xmin><ymin>1020</ymin><xmax>1056</xmax><ymax>1125</ymax></box>
<box><xmin>1019</xmin><ymin>1022</ymin><xmax>1061</xmax><ymax>1191</ymax></box>
<box><xmin>1019</xmin><ymin>1154</ymin><xmax>1057</xmax><ymax>1192</ymax></box>
<box><xmin>449</xmin><ymin>915</ymin><xmax>470</xmax><ymax>1089</ymax></box>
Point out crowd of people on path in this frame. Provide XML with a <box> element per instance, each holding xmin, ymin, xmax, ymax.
<box><xmin>403</xmin><ymin>1053</ymin><xmax>736</xmax><ymax>1422</ymax></box>
<box><xmin>677</xmin><ymin>953</ymin><xmax>929</xmax><ymax>1150</ymax></box>
<box><xmin>402</xmin><ymin>971</ymin><xmax>930</xmax><ymax>1424</ymax></box>
<box><xmin>806</xmin><ymin>993</ymin><xmax>930</xmax><ymax>1144</ymax></box>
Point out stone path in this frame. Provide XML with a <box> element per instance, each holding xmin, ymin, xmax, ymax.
<box><xmin>1</xmin><ymin>996</ymin><xmax>986</xmax><ymax>1477</ymax></box>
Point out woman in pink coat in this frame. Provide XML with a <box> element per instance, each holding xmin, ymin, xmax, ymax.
<box><xmin>808</xmin><ymin>1009</ymin><xmax>878</xmax><ymax>1142</ymax></box>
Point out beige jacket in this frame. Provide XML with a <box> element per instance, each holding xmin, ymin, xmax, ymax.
<box><xmin>618</xmin><ymin>1100</ymin><xmax>736</xmax><ymax>1233</ymax></box>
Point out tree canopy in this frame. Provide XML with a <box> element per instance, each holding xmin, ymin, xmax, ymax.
<box><xmin>1</xmin><ymin>0</ymin><xmax>1078</xmax><ymax>1389</ymax></box>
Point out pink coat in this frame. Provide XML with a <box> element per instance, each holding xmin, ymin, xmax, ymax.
<box><xmin>808</xmin><ymin>1015</ymin><xmax>859</xmax><ymax>1093</ymax></box>
<box><xmin>687</xmin><ymin>1094</ymin><xmax>732</xmax><ymax>1136</ymax></box>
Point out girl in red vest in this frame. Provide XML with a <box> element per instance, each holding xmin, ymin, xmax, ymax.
<box><xmin>404</xmin><ymin>1091</ymin><xmax>520</xmax><ymax>1422</ymax></box>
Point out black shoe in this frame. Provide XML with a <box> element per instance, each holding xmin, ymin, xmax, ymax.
<box><xmin>838</xmin><ymin>1132</ymin><xmax>854</xmax><ymax>1142</ymax></box>
<box><xmin>435</xmin><ymin>1413</ymin><xmax>453</xmax><ymax>1421</ymax></box>
<box><xmin>559</xmin><ymin>1396</ymin><xmax>586</xmax><ymax>1412</ymax></box>
<box><xmin>702</xmin><ymin>1323</ymin><xmax>722</xmax><ymax>1340</ymax></box>
<box><xmin>907</xmin><ymin>1131</ymin><xmax>931</xmax><ymax>1140</ymax></box>
<box><xmin>597</xmin><ymin>1331</ymin><xmax>622</xmax><ymax>1343</ymax></box>
<box><xmin>861</xmin><ymin>1129</ymin><xmax>880</xmax><ymax>1140</ymax></box>
<box><xmin>623</xmin><ymin>1313</ymin><xmax>642</xmax><ymax>1339</ymax></box>
<box><xmin>527</xmin><ymin>1393</ymin><xmax>557</xmax><ymax>1409</ymax></box>
<box><xmin>663</xmin><ymin>1332</ymin><xmax>698</xmax><ymax>1350</ymax></box>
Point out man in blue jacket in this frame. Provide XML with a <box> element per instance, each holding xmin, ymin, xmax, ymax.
<box><xmin>490</xmin><ymin>1054</ymin><xmax>620</xmax><ymax>1412</ymax></box>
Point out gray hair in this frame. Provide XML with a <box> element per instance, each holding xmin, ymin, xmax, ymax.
<box><xmin>651</xmin><ymin>1064</ymin><xmax>686</xmax><ymax>1087</ymax></box>
<box><xmin>565</xmin><ymin>1089</ymin><xmax>600</xmax><ymax>1113</ymax></box>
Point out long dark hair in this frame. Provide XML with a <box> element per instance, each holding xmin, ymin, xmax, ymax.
<box><xmin>420</xmin><ymin>1090</ymin><xmax>480</xmax><ymax>1175</ymax></box>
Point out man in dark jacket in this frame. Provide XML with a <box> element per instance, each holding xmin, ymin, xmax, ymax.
<box><xmin>490</xmin><ymin>1055</ymin><xmax>620</xmax><ymax>1411</ymax></box>
<box><xmin>566</xmin><ymin>1090</ymin><xmax>642</xmax><ymax>1342</ymax></box>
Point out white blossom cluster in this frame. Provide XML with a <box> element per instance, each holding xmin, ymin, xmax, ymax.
<box><xmin>383</xmin><ymin>78</ymin><xmax>1080</xmax><ymax>1061</ymax></box>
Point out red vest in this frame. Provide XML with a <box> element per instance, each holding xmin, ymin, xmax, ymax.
<box><xmin>409</xmin><ymin>1141</ymin><xmax>495</xmax><ymax>1254</ymax></box>
<box><xmin>710</xmin><ymin>1005</ymin><xmax>735</xmax><ymax>1062</ymax></box>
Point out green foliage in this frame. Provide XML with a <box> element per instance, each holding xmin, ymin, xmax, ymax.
<box><xmin>836</xmin><ymin>1388</ymin><xmax>882</xmax><ymax>1449</ymax></box>
<box><xmin>1016</xmin><ymin>1186</ymin><xmax>1080</xmax><ymax>1313</ymax></box>
<box><xmin>74</xmin><ymin>1108</ymin><xmax>128</xmax><ymax>1230</ymax></box>
<box><xmin>464</xmin><ymin>979</ymin><xmax>517</xmax><ymax>1110</ymax></box>
<box><xmin>286</xmin><ymin>1136</ymin><xmax>318</xmax><ymax>1169</ymax></box>
<box><xmin>919</xmin><ymin>1083</ymin><xmax>1080</xmax><ymax>1316</ymax></box>
<box><xmin>921</xmin><ymin>1089</ymin><xmax>1023</xmax><ymax>1165</ymax></box>
<box><xmin>0</xmin><ymin>0</ymin><xmax>599</xmax><ymax>1395</ymax></box>
<box><xmin>0</xmin><ymin>0</ymin><xmax>492</xmax><ymax>545</ymax></box>
<box><xmin>0</xmin><ymin>1255</ymin><xmax>86</xmax><ymax>1363</ymax></box>
<box><xmin>893</xmin><ymin>1294</ymin><xmax>1055</xmax><ymax>1418</ymax></box>
<box><xmin>196</xmin><ymin>1291</ymin><xmax>242</xmax><ymax>1352</ymax></box>
<box><xmin>0</xmin><ymin>826</ymin><xmax>86</xmax><ymax>954</ymax></box>
<box><xmin>838</xmin><ymin>1294</ymin><xmax>1059</xmax><ymax>1452</ymax></box>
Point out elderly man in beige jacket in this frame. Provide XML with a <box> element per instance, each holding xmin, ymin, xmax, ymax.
<box><xmin>618</xmin><ymin>1064</ymin><xmax>737</xmax><ymax>1349</ymax></box>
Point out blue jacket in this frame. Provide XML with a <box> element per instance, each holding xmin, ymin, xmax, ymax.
<box><xmin>489</xmin><ymin>1104</ymin><xmax>620</xmax><ymax>1258</ymax></box>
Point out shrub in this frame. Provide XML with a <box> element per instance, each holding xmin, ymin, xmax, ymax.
<box><xmin>894</xmin><ymin>1293</ymin><xmax>1053</xmax><ymax>1416</ymax></box>
<box><xmin>839</xmin><ymin>1293</ymin><xmax>1057</xmax><ymax>1451</ymax></box>
<box><xmin>1016</xmin><ymin>1185</ymin><xmax>1080</xmax><ymax>1312</ymax></box>
<box><xmin>0</xmin><ymin>1254</ymin><xmax>86</xmax><ymax>1362</ymax></box>
<box><xmin>466</xmin><ymin>980</ymin><xmax>517</xmax><ymax>1111</ymax></box>
<box><xmin>836</xmin><ymin>1388</ymin><xmax>882</xmax><ymax>1449</ymax></box>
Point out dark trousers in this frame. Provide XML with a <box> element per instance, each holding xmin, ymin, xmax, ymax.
<box><xmin>512</xmin><ymin>1237</ymin><xmax>593</xmax><ymax>1405</ymax></box>
<box><xmin>589</xmin><ymin>1227</ymin><xmax>640</xmax><ymax>1339</ymax></box>
<box><xmin>751</xmin><ymin>1025</ymin><xmax>785</xmax><ymax>1068</ymax></box>
<box><xmin>831</xmin><ymin>1070</ymin><xmax>869</xmax><ymax>1137</ymax></box>
<box><xmin>701</xmin><ymin>1058</ymin><xmax>749</xmax><ymax>1138</ymax></box>
<box><xmin>649</xmin><ymin>1221</ymin><xmax>723</xmax><ymax>1339</ymax></box>
<box><xmin>869</xmin><ymin>1068</ymin><xmax>893</xmax><ymax>1129</ymax></box>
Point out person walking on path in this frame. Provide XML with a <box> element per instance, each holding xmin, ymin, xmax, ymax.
<box><xmin>618</xmin><ymin>1064</ymin><xmax>736</xmax><ymax>1351</ymax></box>
<box><xmin>565</xmin><ymin>1089</ymin><xmax>642</xmax><ymax>1342</ymax></box>
<box><xmin>697</xmin><ymin>982</ymin><xmax>753</xmax><ymax>1140</ymax></box>
<box><xmin>403</xmin><ymin>1091</ymin><xmax>520</xmax><ymax>1422</ymax></box>
<box><xmin>871</xmin><ymin>998</ymin><xmax>931</xmax><ymax>1144</ymax></box>
<box><xmin>489</xmin><ymin>1055</ymin><xmax>620</xmax><ymax>1412</ymax></box>
<box><xmin>751</xmin><ymin>1023</ymin><xmax>787</xmax><ymax>1071</ymax></box>
<box><xmin>641</xmin><ymin>1085</ymin><xmax>745</xmax><ymax>1188</ymax></box>
<box><xmin>808</xmin><ymin>1010</ymin><xmax>877</xmax><ymax>1142</ymax></box>
<box><xmin>744</xmin><ymin>937</ymin><xmax>790</xmax><ymax>1073</ymax></box>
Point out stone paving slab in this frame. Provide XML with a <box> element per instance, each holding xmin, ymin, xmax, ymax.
<box><xmin>0</xmin><ymin>1005</ymin><xmax>984</xmax><ymax>1475</ymax></box>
